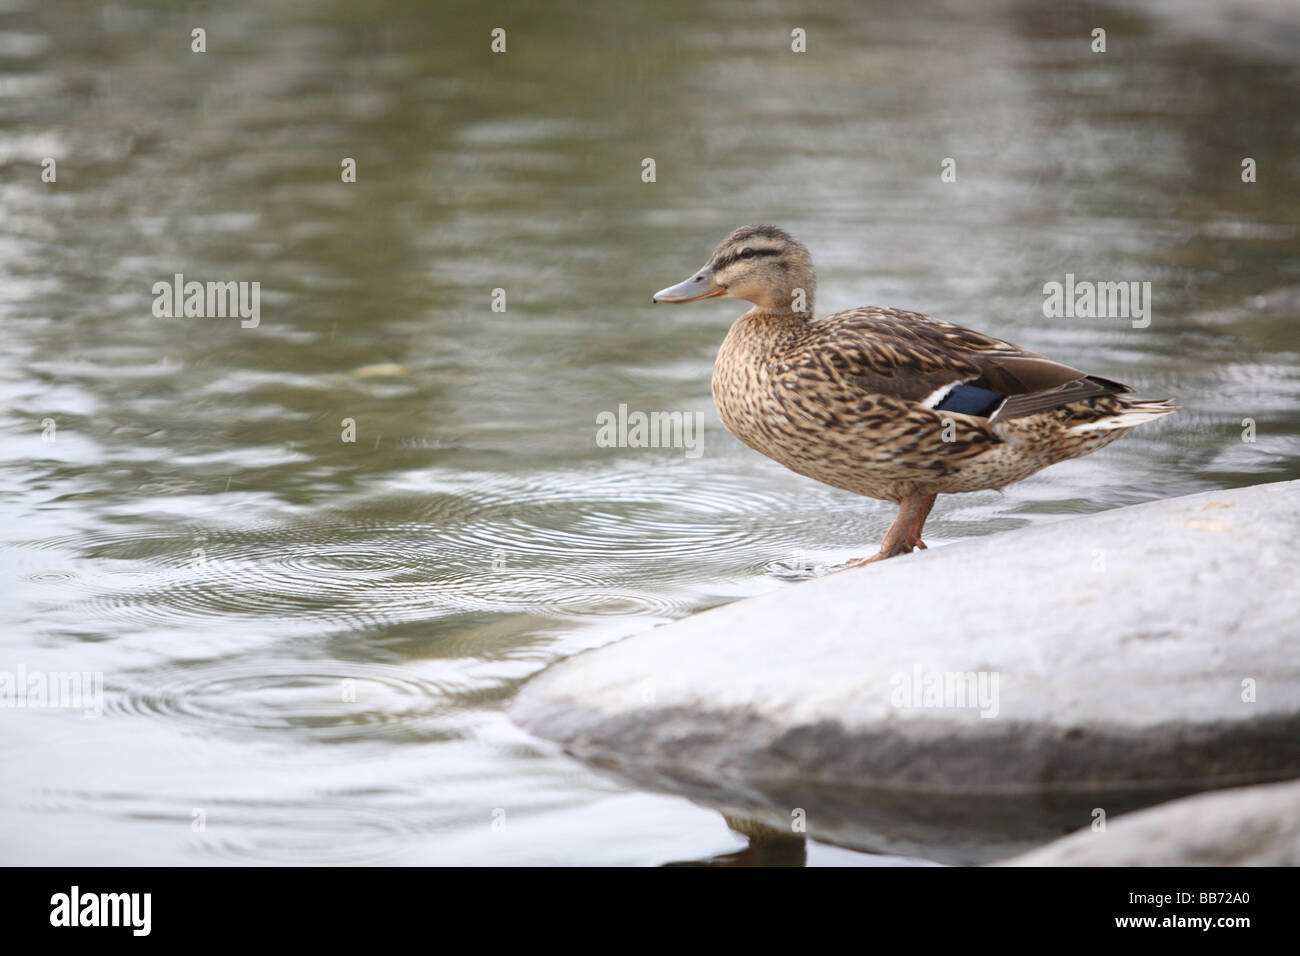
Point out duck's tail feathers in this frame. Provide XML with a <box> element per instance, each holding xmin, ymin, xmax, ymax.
<box><xmin>1068</xmin><ymin>397</ymin><xmax>1179</xmax><ymax>433</ymax></box>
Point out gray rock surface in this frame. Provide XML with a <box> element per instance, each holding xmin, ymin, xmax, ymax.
<box><xmin>512</xmin><ymin>480</ymin><xmax>1300</xmax><ymax>864</ymax></box>
<box><xmin>1001</xmin><ymin>776</ymin><xmax>1300</xmax><ymax>866</ymax></box>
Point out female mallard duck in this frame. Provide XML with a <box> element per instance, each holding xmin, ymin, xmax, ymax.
<box><xmin>653</xmin><ymin>225</ymin><xmax>1177</xmax><ymax>566</ymax></box>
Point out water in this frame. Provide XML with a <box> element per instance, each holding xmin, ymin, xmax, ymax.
<box><xmin>2</xmin><ymin>0</ymin><xmax>1298</xmax><ymax>865</ymax></box>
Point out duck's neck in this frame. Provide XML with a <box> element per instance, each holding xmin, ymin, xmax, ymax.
<box><xmin>770</xmin><ymin>273</ymin><xmax>814</xmax><ymax>319</ymax></box>
<box><xmin>743</xmin><ymin>302</ymin><xmax>815</xmax><ymax>326</ymax></box>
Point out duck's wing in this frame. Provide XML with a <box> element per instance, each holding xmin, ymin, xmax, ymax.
<box><xmin>805</xmin><ymin>307</ymin><xmax>1131</xmax><ymax>421</ymax></box>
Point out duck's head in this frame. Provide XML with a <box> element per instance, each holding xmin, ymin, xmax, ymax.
<box><xmin>652</xmin><ymin>224</ymin><xmax>815</xmax><ymax>315</ymax></box>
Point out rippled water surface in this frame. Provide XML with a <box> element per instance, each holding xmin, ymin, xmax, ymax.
<box><xmin>2</xmin><ymin>0</ymin><xmax>1298</xmax><ymax>865</ymax></box>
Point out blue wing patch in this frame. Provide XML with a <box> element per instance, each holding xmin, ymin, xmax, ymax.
<box><xmin>935</xmin><ymin>384</ymin><xmax>1006</xmax><ymax>418</ymax></box>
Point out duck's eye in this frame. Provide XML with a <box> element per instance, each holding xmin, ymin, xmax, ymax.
<box><xmin>740</xmin><ymin>248</ymin><xmax>755</xmax><ymax>259</ymax></box>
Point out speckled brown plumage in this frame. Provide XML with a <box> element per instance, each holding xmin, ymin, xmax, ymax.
<box><xmin>654</xmin><ymin>225</ymin><xmax>1178</xmax><ymax>564</ymax></box>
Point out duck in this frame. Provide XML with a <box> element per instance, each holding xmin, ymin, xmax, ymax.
<box><xmin>652</xmin><ymin>224</ymin><xmax>1177</xmax><ymax>566</ymax></box>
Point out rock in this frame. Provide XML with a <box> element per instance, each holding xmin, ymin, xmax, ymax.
<box><xmin>1000</xmin><ymin>777</ymin><xmax>1300</xmax><ymax>866</ymax></box>
<box><xmin>511</xmin><ymin>480</ymin><xmax>1300</xmax><ymax>864</ymax></box>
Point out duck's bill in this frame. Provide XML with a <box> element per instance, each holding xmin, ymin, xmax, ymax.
<box><xmin>652</xmin><ymin>268</ymin><xmax>725</xmax><ymax>303</ymax></box>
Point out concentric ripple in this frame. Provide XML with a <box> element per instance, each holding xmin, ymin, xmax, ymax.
<box><xmin>19</xmin><ymin>466</ymin><xmax>844</xmax><ymax>633</ymax></box>
<box><xmin>109</xmin><ymin>660</ymin><xmax>456</xmax><ymax>743</ymax></box>
<box><xmin>194</xmin><ymin>802</ymin><xmax>416</xmax><ymax>865</ymax></box>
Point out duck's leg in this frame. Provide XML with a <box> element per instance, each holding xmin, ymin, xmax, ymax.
<box><xmin>843</xmin><ymin>494</ymin><xmax>924</xmax><ymax>568</ymax></box>
<box><xmin>905</xmin><ymin>493</ymin><xmax>938</xmax><ymax>551</ymax></box>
